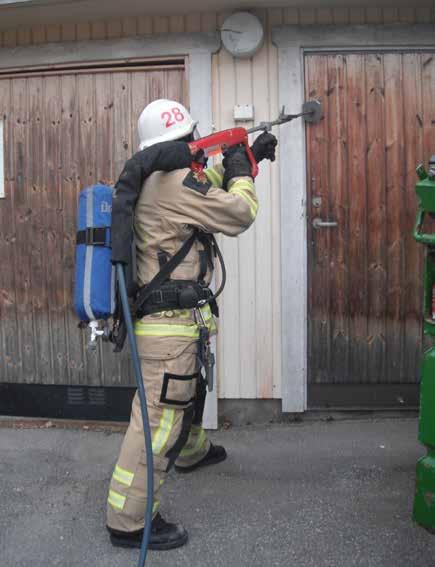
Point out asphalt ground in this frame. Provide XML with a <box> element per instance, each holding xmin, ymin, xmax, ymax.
<box><xmin>0</xmin><ymin>417</ymin><xmax>434</xmax><ymax>567</ymax></box>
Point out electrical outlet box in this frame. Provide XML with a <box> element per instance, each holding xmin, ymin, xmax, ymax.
<box><xmin>234</xmin><ymin>104</ymin><xmax>254</xmax><ymax>122</ymax></box>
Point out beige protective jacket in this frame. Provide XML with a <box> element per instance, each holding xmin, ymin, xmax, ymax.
<box><xmin>133</xmin><ymin>164</ymin><xmax>258</xmax><ymax>357</ymax></box>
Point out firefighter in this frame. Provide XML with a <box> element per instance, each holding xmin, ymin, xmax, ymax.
<box><xmin>106</xmin><ymin>99</ymin><xmax>277</xmax><ymax>550</ymax></box>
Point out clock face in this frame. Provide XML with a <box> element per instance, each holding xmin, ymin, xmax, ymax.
<box><xmin>221</xmin><ymin>12</ymin><xmax>264</xmax><ymax>59</ymax></box>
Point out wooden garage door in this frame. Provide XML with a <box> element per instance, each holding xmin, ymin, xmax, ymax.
<box><xmin>305</xmin><ymin>52</ymin><xmax>435</xmax><ymax>406</ymax></box>
<box><xmin>0</xmin><ymin>63</ymin><xmax>187</xmax><ymax>386</ymax></box>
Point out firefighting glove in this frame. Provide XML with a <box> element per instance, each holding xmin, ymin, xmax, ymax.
<box><xmin>111</xmin><ymin>140</ymin><xmax>194</xmax><ymax>265</ymax></box>
<box><xmin>251</xmin><ymin>132</ymin><xmax>278</xmax><ymax>163</ymax></box>
<box><xmin>222</xmin><ymin>146</ymin><xmax>253</xmax><ymax>191</ymax></box>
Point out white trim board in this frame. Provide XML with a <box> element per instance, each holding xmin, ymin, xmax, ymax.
<box><xmin>0</xmin><ymin>31</ymin><xmax>220</xmax><ymax>427</ymax></box>
<box><xmin>0</xmin><ymin>33</ymin><xmax>220</xmax><ymax>71</ymax></box>
<box><xmin>272</xmin><ymin>24</ymin><xmax>435</xmax><ymax>414</ymax></box>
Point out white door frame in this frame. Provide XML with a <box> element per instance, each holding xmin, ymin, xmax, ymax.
<box><xmin>0</xmin><ymin>31</ymin><xmax>221</xmax><ymax>428</ymax></box>
<box><xmin>272</xmin><ymin>23</ymin><xmax>435</xmax><ymax>413</ymax></box>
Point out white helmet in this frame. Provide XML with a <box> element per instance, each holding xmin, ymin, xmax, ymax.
<box><xmin>137</xmin><ymin>99</ymin><xmax>197</xmax><ymax>150</ymax></box>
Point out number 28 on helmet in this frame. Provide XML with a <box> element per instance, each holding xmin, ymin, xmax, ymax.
<box><xmin>137</xmin><ymin>99</ymin><xmax>198</xmax><ymax>149</ymax></box>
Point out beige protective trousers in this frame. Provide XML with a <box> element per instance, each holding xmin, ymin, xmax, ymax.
<box><xmin>106</xmin><ymin>341</ymin><xmax>210</xmax><ymax>532</ymax></box>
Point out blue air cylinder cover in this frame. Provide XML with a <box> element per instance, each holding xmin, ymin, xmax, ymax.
<box><xmin>74</xmin><ymin>184</ymin><xmax>115</xmax><ymax>322</ymax></box>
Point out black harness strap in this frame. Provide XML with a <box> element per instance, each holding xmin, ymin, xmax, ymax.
<box><xmin>198</xmin><ymin>251</ymin><xmax>208</xmax><ymax>284</ymax></box>
<box><xmin>157</xmin><ymin>250</ymin><xmax>169</xmax><ymax>269</ymax></box>
<box><xmin>76</xmin><ymin>227</ymin><xmax>111</xmax><ymax>247</ymax></box>
<box><xmin>134</xmin><ymin>230</ymin><xmax>198</xmax><ymax>315</ymax></box>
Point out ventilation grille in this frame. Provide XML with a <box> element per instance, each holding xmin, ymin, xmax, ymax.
<box><xmin>67</xmin><ymin>387</ymin><xmax>106</xmax><ymax>406</ymax></box>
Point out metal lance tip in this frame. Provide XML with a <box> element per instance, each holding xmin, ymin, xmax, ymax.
<box><xmin>302</xmin><ymin>100</ymin><xmax>323</xmax><ymax>123</ymax></box>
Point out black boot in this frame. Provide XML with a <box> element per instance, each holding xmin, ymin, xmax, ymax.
<box><xmin>107</xmin><ymin>512</ymin><xmax>188</xmax><ymax>550</ymax></box>
<box><xmin>175</xmin><ymin>443</ymin><xmax>227</xmax><ymax>473</ymax></box>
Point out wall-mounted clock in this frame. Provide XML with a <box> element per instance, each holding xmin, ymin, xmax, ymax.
<box><xmin>221</xmin><ymin>12</ymin><xmax>264</xmax><ymax>59</ymax></box>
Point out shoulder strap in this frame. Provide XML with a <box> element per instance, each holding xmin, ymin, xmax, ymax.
<box><xmin>134</xmin><ymin>230</ymin><xmax>198</xmax><ymax>314</ymax></box>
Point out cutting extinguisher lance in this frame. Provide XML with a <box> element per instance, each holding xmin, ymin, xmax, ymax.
<box><xmin>188</xmin><ymin>99</ymin><xmax>322</xmax><ymax>179</ymax></box>
<box><xmin>246</xmin><ymin>102</ymin><xmax>319</xmax><ymax>134</ymax></box>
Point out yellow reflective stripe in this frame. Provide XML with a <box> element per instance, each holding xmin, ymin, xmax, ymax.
<box><xmin>205</xmin><ymin>167</ymin><xmax>223</xmax><ymax>187</ymax></box>
<box><xmin>179</xmin><ymin>427</ymin><xmax>207</xmax><ymax>458</ymax></box>
<box><xmin>135</xmin><ymin>322</ymin><xmax>200</xmax><ymax>338</ymax></box>
<box><xmin>200</xmin><ymin>304</ymin><xmax>212</xmax><ymax>320</ymax></box>
<box><xmin>152</xmin><ymin>408</ymin><xmax>175</xmax><ymax>455</ymax></box>
<box><xmin>230</xmin><ymin>180</ymin><xmax>256</xmax><ymax>197</ymax></box>
<box><xmin>108</xmin><ymin>489</ymin><xmax>126</xmax><ymax>511</ymax></box>
<box><xmin>136</xmin><ymin>324</ymin><xmax>198</xmax><ymax>337</ymax></box>
<box><xmin>135</xmin><ymin>304</ymin><xmax>215</xmax><ymax>338</ymax></box>
<box><xmin>233</xmin><ymin>179</ymin><xmax>255</xmax><ymax>190</ymax></box>
<box><xmin>135</xmin><ymin>319</ymin><xmax>214</xmax><ymax>338</ymax></box>
<box><xmin>230</xmin><ymin>186</ymin><xmax>258</xmax><ymax>217</ymax></box>
<box><xmin>113</xmin><ymin>465</ymin><xmax>134</xmax><ymax>487</ymax></box>
<box><xmin>200</xmin><ymin>305</ymin><xmax>216</xmax><ymax>333</ymax></box>
<box><xmin>153</xmin><ymin>500</ymin><xmax>160</xmax><ymax>515</ymax></box>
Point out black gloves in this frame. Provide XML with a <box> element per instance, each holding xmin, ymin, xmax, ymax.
<box><xmin>251</xmin><ymin>132</ymin><xmax>278</xmax><ymax>163</ymax></box>
<box><xmin>222</xmin><ymin>146</ymin><xmax>253</xmax><ymax>190</ymax></box>
<box><xmin>221</xmin><ymin>132</ymin><xmax>278</xmax><ymax>190</ymax></box>
<box><xmin>111</xmin><ymin>140</ymin><xmax>193</xmax><ymax>265</ymax></box>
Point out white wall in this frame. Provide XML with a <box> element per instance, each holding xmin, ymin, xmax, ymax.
<box><xmin>212</xmin><ymin>10</ymin><xmax>283</xmax><ymax>400</ymax></box>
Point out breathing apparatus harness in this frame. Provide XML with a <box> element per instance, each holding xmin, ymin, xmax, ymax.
<box><xmin>114</xmin><ymin>230</ymin><xmax>224</xmax><ymax>324</ymax></box>
<box><xmin>111</xmin><ymin>227</ymin><xmax>225</xmax><ymax>392</ymax></box>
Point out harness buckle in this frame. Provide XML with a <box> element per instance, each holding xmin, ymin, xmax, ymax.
<box><xmin>83</xmin><ymin>227</ymin><xmax>109</xmax><ymax>246</ymax></box>
<box><xmin>153</xmin><ymin>290</ymin><xmax>164</xmax><ymax>304</ymax></box>
<box><xmin>85</xmin><ymin>228</ymin><xmax>93</xmax><ymax>245</ymax></box>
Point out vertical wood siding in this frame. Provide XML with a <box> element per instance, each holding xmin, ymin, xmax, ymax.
<box><xmin>1</xmin><ymin>7</ymin><xmax>434</xmax><ymax>398</ymax></box>
<box><xmin>305</xmin><ymin>52</ymin><xmax>435</xmax><ymax>385</ymax></box>
<box><xmin>0</xmin><ymin>67</ymin><xmax>186</xmax><ymax>386</ymax></box>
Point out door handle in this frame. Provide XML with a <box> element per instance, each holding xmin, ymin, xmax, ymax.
<box><xmin>312</xmin><ymin>217</ymin><xmax>338</xmax><ymax>229</ymax></box>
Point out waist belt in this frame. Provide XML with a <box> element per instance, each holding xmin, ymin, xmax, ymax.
<box><xmin>135</xmin><ymin>280</ymin><xmax>214</xmax><ymax>318</ymax></box>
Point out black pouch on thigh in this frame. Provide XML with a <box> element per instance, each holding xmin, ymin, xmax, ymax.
<box><xmin>158</xmin><ymin>372</ymin><xmax>198</xmax><ymax>407</ymax></box>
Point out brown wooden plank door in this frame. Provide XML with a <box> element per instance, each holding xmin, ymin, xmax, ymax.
<box><xmin>305</xmin><ymin>52</ymin><xmax>435</xmax><ymax>408</ymax></box>
<box><xmin>0</xmin><ymin>64</ymin><xmax>187</xmax><ymax>387</ymax></box>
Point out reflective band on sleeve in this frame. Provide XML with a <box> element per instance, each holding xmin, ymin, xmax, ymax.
<box><xmin>179</xmin><ymin>427</ymin><xmax>207</xmax><ymax>458</ymax></box>
<box><xmin>113</xmin><ymin>465</ymin><xmax>134</xmax><ymax>487</ymax></box>
<box><xmin>205</xmin><ymin>167</ymin><xmax>223</xmax><ymax>188</ymax></box>
<box><xmin>228</xmin><ymin>178</ymin><xmax>255</xmax><ymax>191</ymax></box>
<box><xmin>108</xmin><ymin>489</ymin><xmax>126</xmax><ymax>511</ymax></box>
<box><xmin>152</xmin><ymin>408</ymin><xmax>175</xmax><ymax>455</ymax></box>
<box><xmin>230</xmin><ymin>180</ymin><xmax>257</xmax><ymax>199</ymax></box>
<box><xmin>229</xmin><ymin>186</ymin><xmax>258</xmax><ymax>218</ymax></box>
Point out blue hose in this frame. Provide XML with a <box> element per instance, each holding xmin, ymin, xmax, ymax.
<box><xmin>116</xmin><ymin>263</ymin><xmax>154</xmax><ymax>566</ymax></box>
